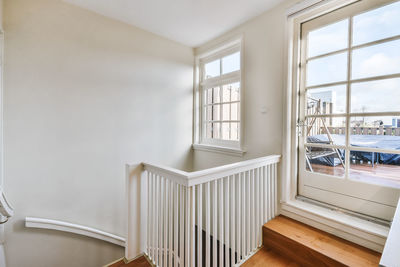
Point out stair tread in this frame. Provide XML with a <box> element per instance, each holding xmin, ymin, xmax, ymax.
<box><xmin>264</xmin><ymin>215</ymin><xmax>381</xmax><ymax>266</ymax></box>
<box><xmin>242</xmin><ymin>248</ymin><xmax>301</xmax><ymax>267</ymax></box>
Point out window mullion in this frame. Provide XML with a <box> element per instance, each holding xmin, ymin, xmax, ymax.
<box><xmin>229</xmin><ymin>84</ymin><xmax>232</xmax><ymax>140</ymax></box>
<box><xmin>345</xmin><ymin>16</ymin><xmax>354</xmax><ymax>180</ymax></box>
<box><xmin>220</xmin><ymin>86</ymin><xmax>223</xmax><ymax>139</ymax></box>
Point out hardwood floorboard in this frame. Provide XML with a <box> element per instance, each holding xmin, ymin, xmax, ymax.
<box><xmin>263</xmin><ymin>215</ymin><xmax>381</xmax><ymax>267</ymax></box>
<box><xmin>107</xmin><ymin>256</ymin><xmax>151</xmax><ymax>267</ymax></box>
<box><xmin>241</xmin><ymin>248</ymin><xmax>300</xmax><ymax>267</ymax></box>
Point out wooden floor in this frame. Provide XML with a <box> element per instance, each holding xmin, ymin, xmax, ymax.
<box><xmin>107</xmin><ymin>256</ymin><xmax>151</xmax><ymax>267</ymax></box>
<box><xmin>311</xmin><ymin>163</ymin><xmax>400</xmax><ymax>187</ymax></box>
<box><xmin>262</xmin><ymin>215</ymin><xmax>381</xmax><ymax>267</ymax></box>
<box><xmin>242</xmin><ymin>248</ymin><xmax>300</xmax><ymax>267</ymax></box>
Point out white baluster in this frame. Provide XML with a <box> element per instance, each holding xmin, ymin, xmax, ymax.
<box><xmin>267</xmin><ymin>165</ymin><xmax>271</xmax><ymax>221</ymax></box>
<box><xmin>185</xmin><ymin>186</ymin><xmax>189</xmax><ymax>267</ymax></box>
<box><xmin>231</xmin><ymin>175</ymin><xmax>236</xmax><ymax>266</ymax></box>
<box><xmin>164</xmin><ymin>179</ymin><xmax>168</xmax><ymax>267</ymax></box>
<box><xmin>174</xmin><ymin>183</ymin><xmax>178</xmax><ymax>267</ymax></box>
<box><xmin>219</xmin><ymin>179</ymin><xmax>224</xmax><ymax>267</ymax></box>
<box><xmin>147</xmin><ymin>172</ymin><xmax>151</xmax><ymax>257</ymax></box>
<box><xmin>225</xmin><ymin>176</ymin><xmax>229</xmax><ymax>267</ymax></box>
<box><xmin>212</xmin><ymin>180</ymin><xmax>217</xmax><ymax>267</ymax></box>
<box><xmin>255</xmin><ymin>168</ymin><xmax>260</xmax><ymax>248</ymax></box>
<box><xmin>179</xmin><ymin>185</ymin><xmax>184</xmax><ymax>267</ymax></box>
<box><xmin>251</xmin><ymin>169</ymin><xmax>255</xmax><ymax>251</ymax></box>
<box><xmin>169</xmin><ymin>180</ymin><xmax>173</xmax><ymax>267</ymax></box>
<box><xmin>205</xmin><ymin>182</ymin><xmax>210</xmax><ymax>267</ymax></box>
<box><xmin>241</xmin><ymin>172</ymin><xmax>246</xmax><ymax>259</ymax></box>
<box><xmin>191</xmin><ymin>186</ymin><xmax>196</xmax><ymax>267</ymax></box>
<box><xmin>259</xmin><ymin>167</ymin><xmax>263</xmax><ymax>247</ymax></box>
<box><xmin>155</xmin><ymin>175</ymin><xmax>160</xmax><ymax>265</ymax></box>
<box><xmin>274</xmin><ymin>163</ymin><xmax>278</xmax><ymax>217</ymax></box>
<box><xmin>197</xmin><ymin>184</ymin><xmax>202</xmax><ymax>267</ymax></box>
<box><xmin>263</xmin><ymin>166</ymin><xmax>268</xmax><ymax>222</ymax></box>
<box><xmin>237</xmin><ymin>173</ymin><xmax>242</xmax><ymax>264</ymax></box>
<box><xmin>246</xmin><ymin>171</ymin><xmax>251</xmax><ymax>255</ymax></box>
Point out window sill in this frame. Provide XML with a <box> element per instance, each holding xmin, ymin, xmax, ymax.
<box><xmin>192</xmin><ymin>143</ymin><xmax>246</xmax><ymax>157</ymax></box>
<box><xmin>280</xmin><ymin>199</ymin><xmax>389</xmax><ymax>252</ymax></box>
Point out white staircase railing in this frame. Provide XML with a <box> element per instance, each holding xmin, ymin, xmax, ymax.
<box><xmin>126</xmin><ymin>155</ymin><xmax>281</xmax><ymax>267</ymax></box>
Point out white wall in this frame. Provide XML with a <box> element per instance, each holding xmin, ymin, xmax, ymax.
<box><xmin>193</xmin><ymin>0</ymin><xmax>296</xmax><ymax>170</ymax></box>
<box><xmin>3</xmin><ymin>0</ymin><xmax>193</xmax><ymax>266</ymax></box>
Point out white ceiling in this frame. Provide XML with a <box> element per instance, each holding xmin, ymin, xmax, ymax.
<box><xmin>64</xmin><ymin>0</ymin><xmax>286</xmax><ymax>47</ymax></box>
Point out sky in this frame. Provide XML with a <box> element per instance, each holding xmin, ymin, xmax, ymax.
<box><xmin>307</xmin><ymin>1</ymin><xmax>400</xmax><ymax>125</ymax></box>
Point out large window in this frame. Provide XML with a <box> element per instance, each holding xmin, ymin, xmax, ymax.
<box><xmin>296</xmin><ymin>0</ymin><xmax>400</xmax><ymax>220</ymax></box>
<box><xmin>196</xmin><ymin>39</ymin><xmax>243</xmax><ymax>151</ymax></box>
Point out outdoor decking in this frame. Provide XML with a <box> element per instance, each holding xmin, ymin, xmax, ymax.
<box><xmin>311</xmin><ymin>163</ymin><xmax>400</xmax><ymax>187</ymax></box>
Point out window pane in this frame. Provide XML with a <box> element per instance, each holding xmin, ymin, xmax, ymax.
<box><xmin>306</xmin><ymin>117</ymin><xmax>346</xmax><ymax>147</ymax></box>
<box><xmin>351</xmin><ymin>78</ymin><xmax>400</xmax><ymax>113</ymax></box>
<box><xmin>231</xmin><ymin>122</ymin><xmax>239</xmax><ymax>140</ymax></box>
<box><xmin>212</xmin><ymin>105</ymin><xmax>220</xmax><ymax>121</ymax></box>
<box><xmin>212</xmin><ymin>123</ymin><xmax>220</xmax><ymax>139</ymax></box>
<box><xmin>222</xmin><ymin>85</ymin><xmax>231</xmax><ymax>102</ymax></box>
<box><xmin>305</xmin><ymin>146</ymin><xmax>345</xmax><ymax>177</ymax></box>
<box><xmin>231</xmin><ymin>82</ymin><xmax>240</xmax><ymax>101</ymax></box>
<box><xmin>306</xmin><ymin>85</ymin><xmax>346</xmax><ymax>115</ymax></box>
<box><xmin>308</xmin><ymin>19</ymin><xmax>348</xmax><ymax>58</ymax></box>
<box><xmin>205</xmin><ymin>88</ymin><xmax>213</xmax><ymax>105</ymax></box>
<box><xmin>352</xmin><ymin>39</ymin><xmax>400</xmax><ymax>80</ymax></box>
<box><xmin>222</xmin><ymin>104</ymin><xmax>230</xmax><ymax>121</ymax></box>
<box><xmin>205</xmin><ymin>59</ymin><xmax>220</xmax><ymax>79</ymax></box>
<box><xmin>350</xmin><ymin>116</ymin><xmax>400</xmax><ymax>150</ymax></box>
<box><xmin>222</xmin><ymin>122</ymin><xmax>230</xmax><ymax>140</ymax></box>
<box><xmin>350</xmin><ymin>150</ymin><xmax>400</xmax><ymax>188</ymax></box>
<box><xmin>205</xmin><ymin>106</ymin><xmax>212</xmax><ymax>121</ymax></box>
<box><xmin>213</xmin><ymin>87</ymin><xmax>221</xmax><ymax>103</ymax></box>
<box><xmin>222</xmin><ymin>52</ymin><xmax>240</xmax><ymax>74</ymax></box>
<box><xmin>307</xmin><ymin>52</ymin><xmax>347</xmax><ymax>86</ymax></box>
<box><xmin>353</xmin><ymin>1</ymin><xmax>400</xmax><ymax>46</ymax></box>
<box><xmin>206</xmin><ymin>123</ymin><xmax>212</xmax><ymax>139</ymax></box>
<box><xmin>231</xmin><ymin>103</ymin><xmax>239</xmax><ymax>121</ymax></box>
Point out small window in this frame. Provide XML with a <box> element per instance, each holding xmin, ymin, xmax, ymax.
<box><xmin>196</xmin><ymin>39</ymin><xmax>243</xmax><ymax>150</ymax></box>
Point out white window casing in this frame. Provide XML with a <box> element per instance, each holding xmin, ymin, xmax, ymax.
<box><xmin>193</xmin><ymin>37</ymin><xmax>245</xmax><ymax>156</ymax></box>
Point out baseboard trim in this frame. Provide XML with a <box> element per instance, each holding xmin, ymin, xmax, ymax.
<box><xmin>281</xmin><ymin>200</ymin><xmax>389</xmax><ymax>252</ymax></box>
<box><xmin>25</xmin><ymin>217</ymin><xmax>125</xmax><ymax>247</ymax></box>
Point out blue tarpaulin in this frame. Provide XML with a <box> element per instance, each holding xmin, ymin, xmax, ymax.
<box><xmin>307</xmin><ymin>134</ymin><xmax>400</xmax><ymax>166</ymax></box>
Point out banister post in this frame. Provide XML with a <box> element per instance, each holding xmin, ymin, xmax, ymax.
<box><xmin>125</xmin><ymin>163</ymin><xmax>147</xmax><ymax>260</ymax></box>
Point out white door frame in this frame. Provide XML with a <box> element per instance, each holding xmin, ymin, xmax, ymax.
<box><xmin>280</xmin><ymin>0</ymin><xmax>396</xmax><ymax>252</ymax></box>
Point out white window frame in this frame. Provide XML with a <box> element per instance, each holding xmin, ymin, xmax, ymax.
<box><xmin>193</xmin><ymin>37</ymin><xmax>245</xmax><ymax>156</ymax></box>
<box><xmin>281</xmin><ymin>0</ymin><xmax>397</xmax><ymax>253</ymax></box>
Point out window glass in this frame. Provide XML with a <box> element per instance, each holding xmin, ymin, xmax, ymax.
<box><xmin>222</xmin><ymin>52</ymin><xmax>240</xmax><ymax>74</ymax></box>
<box><xmin>307</xmin><ymin>52</ymin><xmax>347</xmax><ymax>86</ymax></box>
<box><xmin>308</xmin><ymin>19</ymin><xmax>348</xmax><ymax>58</ymax></box>
<box><xmin>350</xmin><ymin>150</ymin><xmax>400</xmax><ymax>187</ymax></box>
<box><xmin>351</xmin><ymin>78</ymin><xmax>400</xmax><ymax>113</ymax></box>
<box><xmin>352</xmin><ymin>39</ymin><xmax>400</xmax><ymax>79</ymax></box>
<box><xmin>306</xmin><ymin>85</ymin><xmax>346</xmax><ymax>115</ymax></box>
<box><xmin>204</xmin><ymin>59</ymin><xmax>220</xmax><ymax>79</ymax></box>
<box><xmin>350</xmin><ymin>116</ymin><xmax>400</xmax><ymax>145</ymax></box>
<box><xmin>353</xmin><ymin>1</ymin><xmax>400</xmax><ymax>46</ymax></box>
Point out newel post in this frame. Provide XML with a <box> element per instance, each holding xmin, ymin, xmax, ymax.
<box><xmin>125</xmin><ymin>163</ymin><xmax>147</xmax><ymax>260</ymax></box>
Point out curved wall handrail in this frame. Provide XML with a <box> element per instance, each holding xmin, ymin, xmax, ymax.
<box><xmin>25</xmin><ymin>217</ymin><xmax>125</xmax><ymax>247</ymax></box>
